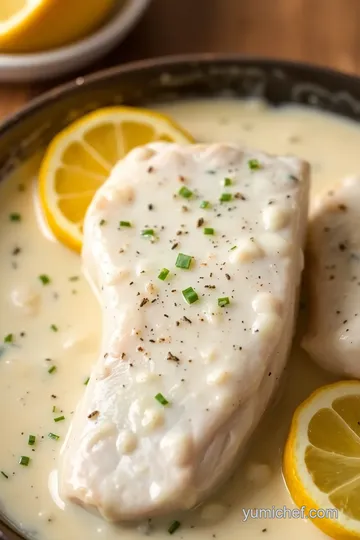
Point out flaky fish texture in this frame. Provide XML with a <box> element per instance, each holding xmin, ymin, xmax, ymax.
<box><xmin>60</xmin><ymin>143</ymin><xmax>309</xmax><ymax>521</ymax></box>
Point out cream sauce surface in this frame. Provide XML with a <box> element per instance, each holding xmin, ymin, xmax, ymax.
<box><xmin>1</xmin><ymin>98</ymin><xmax>360</xmax><ymax>540</ymax></box>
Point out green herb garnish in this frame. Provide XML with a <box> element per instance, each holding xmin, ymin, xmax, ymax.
<box><xmin>204</xmin><ymin>227</ymin><xmax>214</xmax><ymax>235</ymax></box>
<box><xmin>218</xmin><ymin>297</ymin><xmax>230</xmax><ymax>307</ymax></box>
<box><xmin>19</xmin><ymin>456</ymin><xmax>30</xmax><ymax>466</ymax></box>
<box><xmin>28</xmin><ymin>435</ymin><xmax>36</xmax><ymax>446</ymax></box>
<box><xmin>200</xmin><ymin>200</ymin><xmax>210</xmax><ymax>209</ymax></box>
<box><xmin>229</xmin><ymin>245</ymin><xmax>237</xmax><ymax>251</ymax></box>
<box><xmin>84</xmin><ymin>377</ymin><xmax>90</xmax><ymax>386</ymax></box>
<box><xmin>178</xmin><ymin>186</ymin><xmax>193</xmax><ymax>199</ymax></box>
<box><xmin>39</xmin><ymin>274</ymin><xmax>51</xmax><ymax>285</ymax></box>
<box><xmin>175</xmin><ymin>253</ymin><xmax>192</xmax><ymax>269</ymax></box>
<box><xmin>248</xmin><ymin>159</ymin><xmax>261</xmax><ymax>170</ymax></box>
<box><xmin>158</xmin><ymin>268</ymin><xmax>170</xmax><ymax>281</ymax></box>
<box><xmin>54</xmin><ymin>416</ymin><xmax>65</xmax><ymax>423</ymax></box>
<box><xmin>182</xmin><ymin>287</ymin><xmax>199</xmax><ymax>304</ymax></box>
<box><xmin>155</xmin><ymin>393</ymin><xmax>169</xmax><ymax>406</ymax></box>
<box><xmin>50</xmin><ymin>324</ymin><xmax>58</xmax><ymax>332</ymax></box>
<box><xmin>48</xmin><ymin>433</ymin><xmax>60</xmax><ymax>441</ymax></box>
<box><xmin>9</xmin><ymin>213</ymin><xmax>21</xmax><ymax>222</ymax></box>
<box><xmin>168</xmin><ymin>521</ymin><xmax>181</xmax><ymax>535</ymax></box>
<box><xmin>141</xmin><ymin>229</ymin><xmax>155</xmax><ymax>237</ymax></box>
<box><xmin>48</xmin><ymin>366</ymin><xmax>57</xmax><ymax>374</ymax></box>
<box><xmin>219</xmin><ymin>193</ymin><xmax>232</xmax><ymax>202</ymax></box>
<box><xmin>4</xmin><ymin>333</ymin><xmax>13</xmax><ymax>343</ymax></box>
<box><xmin>99</xmin><ymin>219</ymin><xmax>106</xmax><ymax>226</ymax></box>
<box><xmin>119</xmin><ymin>221</ymin><xmax>132</xmax><ymax>228</ymax></box>
<box><xmin>224</xmin><ymin>177</ymin><xmax>232</xmax><ymax>186</ymax></box>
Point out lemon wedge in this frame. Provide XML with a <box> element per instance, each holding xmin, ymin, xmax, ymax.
<box><xmin>39</xmin><ymin>107</ymin><xmax>194</xmax><ymax>252</ymax></box>
<box><xmin>284</xmin><ymin>381</ymin><xmax>360</xmax><ymax>539</ymax></box>
<box><xmin>0</xmin><ymin>0</ymin><xmax>116</xmax><ymax>53</ymax></box>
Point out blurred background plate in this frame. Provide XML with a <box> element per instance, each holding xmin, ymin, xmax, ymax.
<box><xmin>0</xmin><ymin>0</ymin><xmax>151</xmax><ymax>83</ymax></box>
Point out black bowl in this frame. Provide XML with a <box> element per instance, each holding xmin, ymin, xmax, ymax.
<box><xmin>1</xmin><ymin>53</ymin><xmax>360</xmax><ymax>539</ymax></box>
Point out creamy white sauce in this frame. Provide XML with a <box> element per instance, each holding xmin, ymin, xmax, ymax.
<box><xmin>3</xmin><ymin>98</ymin><xmax>360</xmax><ymax>540</ymax></box>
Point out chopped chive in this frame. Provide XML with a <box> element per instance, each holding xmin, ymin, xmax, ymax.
<box><xmin>119</xmin><ymin>221</ymin><xmax>132</xmax><ymax>228</ymax></box>
<box><xmin>248</xmin><ymin>158</ymin><xmax>261</xmax><ymax>170</ymax></box>
<box><xmin>175</xmin><ymin>253</ymin><xmax>192</xmax><ymax>269</ymax></box>
<box><xmin>155</xmin><ymin>393</ymin><xmax>169</xmax><ymax>406</ymax></box>
<box><xmin>141</xmin><ymin>229</ymin><xmax>155</xmax><ymax>237</ymax></box>
<box><xmin>19</xmin><ymin>456</ymin><xmax>30</xmax><ymax>466</ymax></box>
<box><xmin>200</xmin><ymin>200</ymin><xmax>210</xmax><ymax>209</ymax></box>
<box><xmin>28</xmin><ymin>435</ymin><xmax>36</xmax><ymax>446</ymax></box>
<box><xmin>1</xmin><ymin>471</ymin><xmax>8</xmax><ymax>479</ymax></box>
<box><xmin>204</xmin><ymin>227</ymin><xmax>214</xmax><ymax>235</ymax></box>
<box><xmin>48</xmin><ymin>433</ymin><xmax>60</xmax><ymax>441</ymax></box>
<box><xmin>48</xmin><ymin>366</ymin><xmax>57</xmax><ymax>374</ymax></box>
<box><xmin>182</xmin><ymin>287</ymin><xmax>199</xmax><ymax>305</ymax></box>
<box><xmin>4</xmin><ymin>333</ymin><xmax>13</xmax><ymax>343</ymax></box>
<box><xmin>219</xmin><ymin>193</ymin><xmax>232</xmax><ymax>202</ymax></box>
<box><xmin>224</xmin><ymin>177</ymin><xmax>232</xmax><ymax>186</ymax></box>
<box><xmin>39</xmin><ymin>274</ymin><xmax>50</xmax><ymax>285</ymax></box>
<box><xmin>178</xmin><ymin>186</ymin><xmax>193</xmax><ymax>199</ymax></box>
<box><xmin>84</xmin><ymin>376</ymin><xmax>90</xmax><ymax>386</ymax></box>
<box><xmin>50</xmin><ymin>324</ymin><xmax>58</xmax><ymax>332</ymax></box>
<box><xmin>9</xmin><ymin>212</ymin><xmax>21</xmax><ymax>222</ymax></box>
<box><xmin>218</xmin><ymin>297</ymin><xmax>230</xmax><ymax>307</ymax></box>
<box><xmin>54</xmin><ymin>415</ymin><xmax>65</xmax><ymax>423</ymax></box>
<box><xmin>168</xmin><ymin>520</ymin><xmax>181</xmax><ymax>535</ymax></box>
<box><xmin>52</xmin><ymin>405</ymin><xmax>57</xmax><ymax>413</ymax></box>
<box><xmin>158</xmin><ymin>268</ymin><xmax>170</xmax><ymax>281</ymax></box>
<box><xmin>229</xmin><ymin>245</ymin><xmax>237</xmax><ymax>251</ymax></box>
<box><xmin>99</xmin><ymin>219</ymin><xmax>106</xmax><ymax>226</ymax></box>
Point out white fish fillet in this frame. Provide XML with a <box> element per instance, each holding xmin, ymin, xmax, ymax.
<box><xmin>60</xmin><ymin>142</ymin><xmax>309</xmax><ymax>521</ymax></box>
<box><xmin>303</xmin><ymin>175</ymin><xmax>360</xmax><ymax>377</ymax></box>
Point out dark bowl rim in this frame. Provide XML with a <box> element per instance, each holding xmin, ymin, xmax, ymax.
<box><xmin>1</xmin><ymin>53</ymin><xmax>360</xmax><ymax>137</ymax></box>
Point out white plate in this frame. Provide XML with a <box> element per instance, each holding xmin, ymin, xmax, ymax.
<box><xmin>0</xmin><ymin>0</ymin><xmax>151</xmax><ymax>82</ymax></box>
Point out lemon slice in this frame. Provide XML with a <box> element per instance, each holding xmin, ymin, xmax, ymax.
<box><xmin>284</xmin><ymin>381</ymin><xmax>360</xmax><ymax>539</ymax></box>
<box><xmin>0</xmin><ymin>0</ymin><xmax>115</xmax><ymax>53</ymax></box>
<box><xmin>39</xmin><ymin>107</ymin><xmax>194</xmax><ymax>252</ymax></box>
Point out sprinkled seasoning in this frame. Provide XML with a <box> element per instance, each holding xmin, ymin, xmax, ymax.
<box><xmin>175</xmin><ymin>253</ymin><xmax>192</xmax><ymax>269</ymax></box>
<box><xmin>1</xmin><ymin>471</ymin><xmax>8</xmax><ymax>479</ymax></box>
<box><xmin>9</xmin><ymin>212</ymin><xmax>21</xmax><ymax>222</ymax></box>
<box><xmin>54</xmin><ymin>416</ymin><xmax>65</xmax><ymax>423</ymax></box>
<box><xmin>224</xmin><ymin>177</ymin><xmax>232</xmax><ymax>186</ymax></box>
<box><xmin>178</xmin><ymin>186</ymin><xmax>193</xmax><ymax>199</ymax></box>
<box><xmin>4</xmin><ymin>333</ymin><xmax>13</xmax><ymax>343</ymax></box>
<box><xmin>50</xmin><ymin>324</ymin><xmax>58</xmax><ymax>332</ymax></box>
<box><xmin>48</xmin><ymin>433</ymin><xmax>60</xmax><ymax>441</ymax></box>
<box><xmin>182</xmin><ymin>287</ymin><xmax>199</xmax><ymax>304</ymax></box>
<box><xmin>119</xmin><ymin>221</ymin><xmax>132</xmax><ymax>228</ymax></box>
<box><xmin>84</xmin><ymin>377</ymin><xmax>90</xmax><ymax>386</ymax></box>
<box><xmin>99</xmin><ymin>219</ymin><xmax>107</xmax><ymax>226</ymax></box>
<box><xmin>155</xmin><ymin>393</ymin><xmax>169</xmax><ymax>406</ymax></box>
<box><xmin>204</xmin><ymin>227</ymin><xmax>215</xmax><ymax>235</ymax></box>
<box><xmin>200</xmin><ymin>200</ymin><xmax>210</xmax><ymax>209</ymax></box>
<box><xmin>19</xmin><ymin>456</ymin><xmax>30</xmax><ymax>466</ymax></box>
<box><xmin>48</xmin><ymin>365</ymin><xmax>57</xmax><ymax>374</ymax></box>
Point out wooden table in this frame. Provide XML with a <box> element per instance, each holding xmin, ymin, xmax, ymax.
<box><xmin>1</xmin><ymin>0</ymin><xmax>360</xmax><ymax>119</ymax></box>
